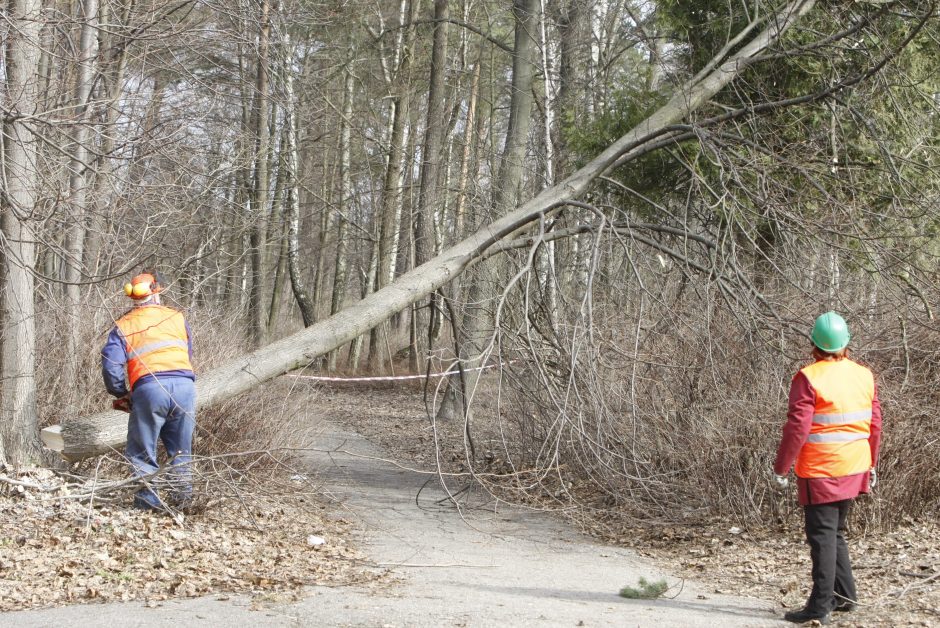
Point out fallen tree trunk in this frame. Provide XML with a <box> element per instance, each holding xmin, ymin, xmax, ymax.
<box><xmin>41</xmin><ymin>0</ymin><xmax>815</xmax><ymax>461</ymax></box>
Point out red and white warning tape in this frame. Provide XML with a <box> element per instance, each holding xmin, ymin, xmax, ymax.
<box><xmin>286</xmin><ymin>362</ymin><xmax>502</xmax><ymax>383</ymax></box>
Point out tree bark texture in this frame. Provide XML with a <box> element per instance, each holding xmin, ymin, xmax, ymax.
<box><xmin>410</xmin><ymin>0</ymin><xmax>451</xmax><ymax>371</ymax></box>
<box><xmin>1</xmin><ymin>0</ymin><xmax>44</xmax><ymax>466</ymax></box>
<box><xmin>63</xmin><ymin>0</ymin><xmax>100</xmax><ymax>395</ymax></box>
<box><xmin>368</xmin><ymin>0</ymin><xmax>417</xmax><ymax>372</ymax></box>
<box><xmin>437</xmin><ymin>0</ymin><xmax>540</xmax><ymax>422</ymax></box>
<box><xmin>327</xmin><ymin>68</ymin><xmax>355</xmax><ymax>370</ymax></box>
<box><xmin>285</xmin><ymin>42</ymin><xmax>316</xmax><ymax>327</ymax></box>
<box><xmin>248</xmin><ymin>0</ymin><xmax>274</xmax><ymax>347</ymax></box>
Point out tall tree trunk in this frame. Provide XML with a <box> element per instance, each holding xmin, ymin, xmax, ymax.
<box><xmin>368</xmin><ymin>0</ymin><xmax>418</xmax><ymax>372</ymax></box>
<box><xmin>63</xmin><ymin>0</ymin><xmax>99</xmax><ymax>397</ymax></box>
<box><xmin>438</xmin><ymin>0</ymin><xmax>540</xmax><ymax>422</ymax></box>
<box><xmin>327</xmin><ymin>68</ymin><xmax>355</xmax><ymax>371</ymax></box>
<box><xmin>83</xmin><ymin>0</ymin><xmax>131</xmax><ymax>285</ymax></box>
<box><xmin>1</xmin><ymin>0</ymin><xmax>43</xmax><ymax>466</ymax></box>
<box><xmin>247</xmin><ymin>0</ymin><xmax>274</xmax><ymax>347</ymax></box>
<box><xmin>312</xmin><ymin>150</ymin><xmax>336</xmax><ymax>322</ymax></box>
<box><xmin>454</xmin><ymin>59</ymin><xmax>482</xmax><ymax>242</ymax></box>
<box><xmin>284</xmin><ymin>40</ymin><xmax>316</xmax><ymax>327</ymax></box>
<box><xmin>553</xmin><ymin>0</ymin><xmax>588</xmax><ymax>298</ymax></box>
<box><xmin>536</xmin><ymin>0</ymin><xmax>558</xmax><ymax>325</ymax></box>
<box><xmin>267</xmin><ymin>122</ymin><xmax>289</xmax><ymax>332</ymax></box>
<box><xmin>410</xmin><ymin>0</ymin><xmax>451</xmax><ymax>372</ymax></box>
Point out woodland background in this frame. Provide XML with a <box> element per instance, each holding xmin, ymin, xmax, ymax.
<box><xmin>1</xmin><ymin>0</ymin><xmax>938</xmax><ymax>529</ymax></box>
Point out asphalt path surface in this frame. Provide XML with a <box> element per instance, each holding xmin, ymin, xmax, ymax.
<box><xmin>3</xmin><ymin>422</ymin><xmax>788</xmax><ymax>627</ymax></box>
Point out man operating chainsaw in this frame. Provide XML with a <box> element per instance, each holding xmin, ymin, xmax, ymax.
<box><xmin>101</xmin><ymin>271</ymin><xmax>196</xmax><ymax>512</ymax></box>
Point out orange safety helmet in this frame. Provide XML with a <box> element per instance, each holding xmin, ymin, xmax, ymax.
<box><xmin>123</xmin><ymin>272</ymin><xmax>163</xmax><ymax>299</ymax></box>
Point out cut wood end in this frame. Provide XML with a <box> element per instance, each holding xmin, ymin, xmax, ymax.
<box><xmin>40</xmin><ymin>425</ymin><xmax>64</xmax><ymax>452</ymax></box>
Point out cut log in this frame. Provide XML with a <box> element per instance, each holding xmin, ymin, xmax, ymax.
<box><xmin>40</xmin><ymin>0</ymin><xmax>815</xmax><ymax>461</ymax></box>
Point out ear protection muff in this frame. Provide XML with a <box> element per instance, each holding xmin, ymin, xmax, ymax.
<box><xmin>124</xmin><ymin>272</ymin><xmax>163</xmax><ymax>299</ymax></box>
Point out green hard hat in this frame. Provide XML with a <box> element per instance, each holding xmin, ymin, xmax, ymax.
<box><xmin>811</xmin><ymin>311</ymin><xmax>850</xmax><ymax>352</ymax></box>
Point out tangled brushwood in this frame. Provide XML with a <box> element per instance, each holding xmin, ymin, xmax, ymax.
<box><xmin>442</xmin><ymin>200</ymin><xmax>940</xmax><ymax>529</ymax></box>
<box><xmin>448</xmin><ymin>253</ymin><xmax>940</xmax><ymax>527</ymax></box>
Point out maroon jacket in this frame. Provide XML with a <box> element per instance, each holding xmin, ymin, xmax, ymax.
<box><xmin>773</xmin><ymin>366</ymin><xmax>882</xmax><ymax>506</ymax></box>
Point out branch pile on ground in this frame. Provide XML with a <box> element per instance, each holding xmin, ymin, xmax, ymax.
<box><xmin>0</xmin><ymin>464</ymin><xmax>382</xmax><ymax>611</ymax></box>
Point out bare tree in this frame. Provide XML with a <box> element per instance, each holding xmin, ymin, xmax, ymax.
<box><xmin>368</xmin><ymin>0</ymin><xmax>418</xmax><ymax>372</ymax></box>
<box><xmin>438</xmin><ymin>0</ymin><xmax>541</xmax><ymax>422</ymax></box>
<box><xmin>410</xmin><ymin>0</ymin><xmax>452</xmax><ymax>371</ymax></box>
<box><xmin>62</xmin><ymin>0</ymin><xmax>100</xmax><ymax>394</ymax></box>
<box><xmin>285</xmin><ymin>41</ymin><xmax>316</xmax><ymax>327</ymax></box>
<box><xmin>1</xmin><ymin>0</ymin><xmax>43</xmax><ymax>466</ymax></box>
<box><xmin>243</xmin><ymin>0</ymin><xmax>276</xmax><ymax>347</ymax></box>
<box><xmin>327</xmin><ymin>67</ymin><xmax>355</xmax><ymax>371</ymax></box>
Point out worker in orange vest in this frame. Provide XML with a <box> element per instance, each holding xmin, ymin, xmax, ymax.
<box><xmin>773</xmin><ymin>311</ymin><xmax>882</xmax><ymax>624</ymax></box>
<box><xmin>101</xmin><ymin>271</ymin><xmax>196</xmax><ymax>512</ymax></box>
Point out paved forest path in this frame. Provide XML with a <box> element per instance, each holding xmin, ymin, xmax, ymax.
<box><xmin>4</xmin><ymin>416</ymin><xmax>786</xmax><ymax>627</ymax></box>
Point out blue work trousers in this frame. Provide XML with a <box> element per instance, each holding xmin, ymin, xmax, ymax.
<box><xmin>126</xmin><ymin>376</ymin><xmax>196</xmax><ymax>509</ymax></box>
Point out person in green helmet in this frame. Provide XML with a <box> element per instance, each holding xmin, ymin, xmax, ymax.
<box><xmin>772</xmin><ymin>311</ymin><xmax>882</xmax><ymax>625</ymax></box>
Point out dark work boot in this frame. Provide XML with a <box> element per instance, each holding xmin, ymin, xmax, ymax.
<box><xmin>833</xmin><ymin>600</ymin><xmax>857</xmax><ymax>612</ymax></box>
<box><xmin>784</xmin><ymin>607</ymin><xmax>831</xmax><ymax>624</ymax></box>
<box><xmin>133</xmin><ymin>495</ymin><xmax>162</xmax><ymax>512</ymax></box>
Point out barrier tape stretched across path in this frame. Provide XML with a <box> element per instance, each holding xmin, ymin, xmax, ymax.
<box><xmin>286</xmin><ymin>362</ymin><xmax>502</xmax><ymax>383</ymax></box>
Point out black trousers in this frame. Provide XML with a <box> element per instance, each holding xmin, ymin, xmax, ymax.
<box><xmin>804</xmin><ymin>499</ymin><xmax>857</xmax><ymax>613</ymax></box>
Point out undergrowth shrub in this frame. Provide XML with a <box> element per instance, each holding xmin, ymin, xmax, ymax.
<box><xmin>469</xmin><ymin>252</ymin><xmax>940</xmax><ymax>531</ymax></box>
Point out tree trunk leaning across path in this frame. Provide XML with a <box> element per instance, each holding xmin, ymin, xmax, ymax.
<box><xmin>40</xmin><ymin>0</ymin><xmax>817</xmax><ymax>461</ymax></box>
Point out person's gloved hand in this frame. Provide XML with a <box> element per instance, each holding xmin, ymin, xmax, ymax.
<box><xmin>112</xmin><ymin>395</ymin><xmax>132</xmax><ymax>413</ymax></box>
<box><xmin>772</xmin><ymin>469</ymin><xmax>789</xmax><ymax>490</ymax></box>
<box><xmin>869</xmin><ymin>468</ymin><xmax>877</xmax><ymax>490</ymax></box>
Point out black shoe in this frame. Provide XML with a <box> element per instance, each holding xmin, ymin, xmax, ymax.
<box><xmin>833</xmin><ymin>600</ymin><xmax>857</xmax><ymax>612</ymax></box>
<box><xmin>132</xmin><ymin>496</ymin><xmax>162</xmax><ymax>512</ymax></box>
<box><xmin>783</xmin><ymin>607</ymin><xmax>831</xmax><ymax>624</ymax></box>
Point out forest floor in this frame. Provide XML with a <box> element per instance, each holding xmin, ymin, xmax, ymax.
<box><xmin>314</xmin><ymin>383</ymin><xmax>940</xmax><ymax>628</ymax></box>
<box><xmin>0</xmin><ymin>461</ymin><xmax>376</xmax><ymax>612</ymax></box>
<box><xmin>1</xmin><ymin>381</ymin><xmax>938</xmax><ymax>626</ymax></box>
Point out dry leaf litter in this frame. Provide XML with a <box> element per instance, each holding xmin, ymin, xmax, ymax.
<box><xmin>0</xmin><ymin>465</ymin><xmax>383</xmax><ymax>612</ymax></box>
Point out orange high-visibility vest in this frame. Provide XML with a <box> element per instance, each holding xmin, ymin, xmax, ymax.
<box><xmin>115</xmin><ymin>305</ymin><xmax>192</xmax><ymax>390</ymax></box>
<box><xmin>795</xmin><ymin>358</ymin><xmax>873</xmax><ymax>479</ymax></box>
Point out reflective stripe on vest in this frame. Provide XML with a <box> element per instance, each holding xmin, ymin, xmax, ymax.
<box><xmin>115</xmin><ymin>305</ymin><xmax>192</xmax><ymax>389</ymax></box>
<box><xmin>795</xmin><ymin>358</ymin><xmax>874</xmax><ymax>479</ymax></box>
<box><xmin>128</xmin><ymin>339</ymin><xmax>190</xmax><ymax>359</ymax></box>
<box><xmin>806</xmin><ymin>432</ymin><xmax>870</xmax><ymax>444</ymax></box>
<box><xmin>811</xmin><ymin>409</ymin><xmax>872</xmax><ymax>425</ymax></box>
